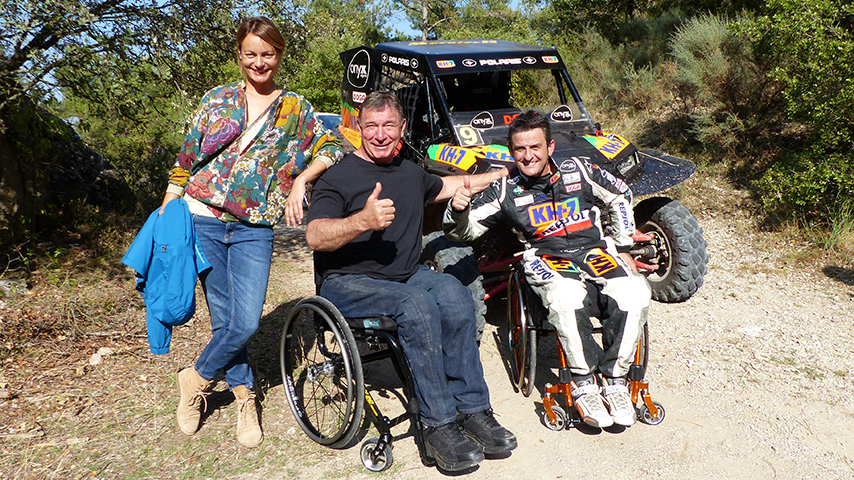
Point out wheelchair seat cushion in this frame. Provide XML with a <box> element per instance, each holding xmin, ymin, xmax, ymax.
<box><xmin>345</xmin><ymin>315</ymin><xmax>397</xmax><ymax>332</ymax></box>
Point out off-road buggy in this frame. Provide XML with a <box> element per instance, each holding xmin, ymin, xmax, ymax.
<box><xmin>334</xmin><ymin>39</ymin><xmax>708</xmax><ymax>332</ymax></box>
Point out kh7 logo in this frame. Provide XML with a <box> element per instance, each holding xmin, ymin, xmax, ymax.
<box><xmin>583</xmin><ymin>132</ymin><xmax>630</xmax><ymax>160</ymax></box>
<box><xmin>527</xmin><ymin>197</ymin><xmax>592</xmax><ymax>232</ymax></box>
<box><xmin>584</xmin><ymin>250</ymin><xmax>618</xmax><ymax>276</ymax></box>
<box><xmin>427</xmin><ymin>144</ymin><xmax>513</xmax><ymax>171</ymax></box>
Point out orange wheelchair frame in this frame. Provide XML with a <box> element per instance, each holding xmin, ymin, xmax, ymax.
<box><xmin>505</xmin><ymin>265</ymin><xmax>665</xmax><ymax>429</ymax></box>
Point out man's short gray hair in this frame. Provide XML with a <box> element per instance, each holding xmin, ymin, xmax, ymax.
<box><xmin>358</xmin><ymin>91</ymin><xmax>405</xmax><ymax>123</ymax></box>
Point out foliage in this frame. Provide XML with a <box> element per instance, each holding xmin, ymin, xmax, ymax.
<box><xmin>759</xmin><ymin>151</ymin><xmax>854</xmax><ymax>219</ymax></box>
<box><xmin>669</xmin><ymin>14</ymin><xmax>785</xmax><ymax>154</ymax></box>
<box><xmin>284</xmin><ymin>0</ymin><xmax>388</xmax><ymax>113</ymax></box>
<box><xmin>394</xmin><ymin>0</ymin><xmax>457</xmax><ymax>40</ymax></box>
<box><xmin>738</xmin><ymin>0</ymin><xmax>854</xmax><ymax>219</ymax></box>
<box><xmin>740</xmin><ymin>0</ymin><xmax>854</xmax><ymax>150</ymax></box>
<box><xmin>0</xmin><ymin>1</ymin><xmax>242</xmax><ymax>109</ymax></box>
<box><xmin>431</xmin><ymin>0</ymin><xmax>531</xmax><ymax>41</ymax></box>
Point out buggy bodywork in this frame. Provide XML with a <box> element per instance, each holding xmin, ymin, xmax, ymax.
<box><xmin>334</xmin><ymin>39</ymin><xmax>708</xmax><ymax>317</ymax></box>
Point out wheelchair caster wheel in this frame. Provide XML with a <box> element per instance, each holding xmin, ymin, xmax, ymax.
<box><xmin>360</xmin><ymin>438</ymin><xmax>393</xmax><ymax>472</ymax></box>
<box><xmin>638</xmin><ymin>401</ymin><xmax>665</xmax><ymax>425</ymax></box>
<box><xmin>542</xmin><ymin>405</ymin><xmax>567</xmax><ymax>431</ymax></box>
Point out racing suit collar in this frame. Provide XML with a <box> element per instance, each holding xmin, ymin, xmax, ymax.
<box><xmin>516</xmin><ymin>156</ymin><xmax>559</xmax><ymax>186</ymax></box>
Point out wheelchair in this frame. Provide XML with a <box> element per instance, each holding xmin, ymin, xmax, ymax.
<box><xmin>279</xmin><ymin>295</ymin><xmax>428</xmax><ymax>472</ymax></box>
<box><xmin>504</xmin><ymin>264</ymin><xmax>666</xmax><ymax>430</ymax></box>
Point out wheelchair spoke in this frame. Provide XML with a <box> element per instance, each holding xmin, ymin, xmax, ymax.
<box><xmin>281</xmin><ymin>297</ymin><xmax>365</xmax><ymax>448</ymax></box>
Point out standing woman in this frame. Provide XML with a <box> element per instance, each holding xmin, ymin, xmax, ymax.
<box><xmin>159</xmin><ymin>16</ymin><xmax>343</xmax><ymax>447</ymax></box>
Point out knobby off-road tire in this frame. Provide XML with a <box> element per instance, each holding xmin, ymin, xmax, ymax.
<box><xmin>633</xmin><ymin>197</ymin><xmax>708</xmax><ymax>303</ymax></box>
<box><xmin>420</xmin><ymin>231</ymin><xmax>487</xmax><ymax>341</ymax></box>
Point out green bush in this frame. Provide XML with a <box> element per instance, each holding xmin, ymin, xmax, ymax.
<box><xmin>758</xmin><ymin>150</ymin><xmax>854</xmax><ymax>219</ymax></box>
<box><xmin>669</xmin><ymin>14</ymin><xmax>785</xmax><ymax>155</ymax></box>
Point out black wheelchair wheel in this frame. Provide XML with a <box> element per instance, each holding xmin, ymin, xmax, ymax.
<box><xmin>360</xmin><ymin>438</ymin><xmax>393</xmax><ymax>472</ymax></box>
<box><xmin>280</xmin><ymin>296</ymin><xmax>364</xmax><ymax>448</ymax></box>
<box><xmin>507</xmin><ymin>269</ymin><xmax>536</xmax><ymax>396</ymax></box>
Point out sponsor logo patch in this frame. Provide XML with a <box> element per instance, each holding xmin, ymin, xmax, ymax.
<box><xmin>559</xmin><ymin>159</ymin><xmax>577</xmax><ymax>172</ymax></box>
<box><xmin>528</xmin><ymin>197</ymin><xmax>590</xmax><ymax>229</ymax></box>
<box><xmin>503</xmin><ymin>113</ymin><xmax>520</xmax><ymax>125</ymax></box>
<box><xmin>436</xmin><ymin>60</ymin><xmax>455</xmax><ymax>68</ymax></box>
<box><xmin>347</xmin><ymin>49</ymin><xmax>371</xmax><ymax>88</ymax></box>
<box><xmin>565</xmin><ymin>183</ymin><xmax>581</xmax><ymax>193</ymax></box>
<box><xmin>522</xmin><ymin>56</ymin><xmax>537</xmax><ymax>64</ymax></box>
<box><xmin>618</xmin><ymin>202</ymin><xmax>632</xmax><ymax>231</ymax></box>
<box><xmin>462</xmin><ymin>58</ymin><xmax>477</xmax><ymax>67</ymax></box>
<box><xmin>542</xmin><ymin>55</ymin><xmax>559</xmax><ymax>64</ymax></box>
<box><xmin>514</xmin><ymin>195</ymin><xmax>534</xmax><ymax>207</ymax></box>
<box><xmin>352</xmin><ymin>91</ymin><xmax>366</xmax><ymax>103</ymax></box>
<box><xmin>585</xmin><ymin>250</ymin><xmax>618</xmax><ymax>276</ymax></box>
<box><xmin>479</xmin><ymin>58</ymin><xmax>522</xmax><ymax>66</ymax></box>
<box><xmin>550</xmin><ymin>105</ymin><xmax>573</xmax><ymax>122</ymax></box>
<box><xmin>471</xmin><ymin>111</ymin><xmax>495</xmax><ymax>130</ymax></box>
<box><xmin>529</xmin><ymin>259</ymin><xmax>554</xmax><ymax>280</ymax></box>
<box><xmin>513</xmin><ymin>185</ymin><xmax>524</xmax><ymax>195</ymax></box>
<box><xmin>542</xmin><ymin>255</ymin><xmax>580</xmax><ymax>273</ymax></box>
<box><xmin>563</xmin><ymin>172</ymin><xmax>581</xmax><ymax>183</ymax></box>
<box><xmin>383</xmin><ymin>54</ymin><xmax>413</xmax><ymax>68</ymax></box>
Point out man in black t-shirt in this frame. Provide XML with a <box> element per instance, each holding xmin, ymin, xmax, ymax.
<box><xmin>306</xmin><ymin>91</ymin><xmax>516</xmax><ymax>472</ymax></box>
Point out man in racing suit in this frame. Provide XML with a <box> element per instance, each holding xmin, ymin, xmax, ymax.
<box><xmin>444</xmin><ymin>110</ymin><xmax>650</xmax><ymax>428</ymax></box>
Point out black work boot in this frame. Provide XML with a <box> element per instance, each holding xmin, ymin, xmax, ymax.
<box><xmin>458</xmin><ymin>409</ymin><xmax>518</xmax><ymax>457</ymax></box>
<box><xmin>423</xmin><ymin>422</ymin><xmax>484</xmax><ymax>471</ymax></box>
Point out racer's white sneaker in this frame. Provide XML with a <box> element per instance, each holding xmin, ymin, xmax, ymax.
<box><xmin>571</xmin><ymin>379</ymin><xmax>613</xmax><ymax>428</ymax></box>
<box><xmin>603</xmin><ymin>377</ymin><xmax>636</xmax><ymax>427</ymax></box>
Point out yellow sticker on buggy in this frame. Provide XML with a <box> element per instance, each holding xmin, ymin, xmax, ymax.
<box><xmin>427</xmin><ymin>144</ymin><xmax>512</xmax><ymax>171</ymax></box>
<box><xmin>339</xmin><ymin>125</ymin><xmax>362</xmax><ymax>149</ymax></box>
<box><xmin>583</xmin><ymin>132</ymin><xmax>630</xmax><ymax>160</ymax></box>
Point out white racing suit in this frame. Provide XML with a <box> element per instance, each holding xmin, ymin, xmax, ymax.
<box><xmin>444</xmin><ymin>156</ymin><xmax>650</xmax><ymax>378</ymax></box>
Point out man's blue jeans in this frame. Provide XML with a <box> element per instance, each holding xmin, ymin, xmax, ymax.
<box><xmin>192</xmin><ymin>215</ymin><xmax>273</xmax><ymax>390</ymax></box>
<box><xmin>320</xmin><ymin>266</ymin><xmax>491</xmax><ymax>427</ymax></box>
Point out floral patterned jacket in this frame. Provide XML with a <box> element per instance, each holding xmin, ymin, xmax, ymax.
<box><xmin>168</xmin><ymin>81</ymin><xmax>344</xmax><ymax>225</ymax></box>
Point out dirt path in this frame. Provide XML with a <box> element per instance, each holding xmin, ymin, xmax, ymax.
<box><xmin>2</xmin><ymin>195</ymin><xmax>853</xmax><ymax>479</ymax></box>
<box><xmin>249</xmin><ymin>208</ymin><xmax>854</xmax><ymax>480</ymax></box>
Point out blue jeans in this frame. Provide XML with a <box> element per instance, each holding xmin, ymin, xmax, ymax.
<box><xmin>320</xmin><ymin>266</ymin><xmax>490</xmax><ymax>427</ymax></box>
<box><xmin>192</xmin><ymin>215</ymin><xmax>273</xmax><ymax>390</ymax></box>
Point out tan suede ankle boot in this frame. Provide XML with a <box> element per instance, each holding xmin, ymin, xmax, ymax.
<box><xmin>233</xmin><ymin>385</ymin><xmax>263</xmax><ymax>447</ymax></box>
<box><xmin>176</xmin><ymin>367</ymin><xmax>210</xmax><ymax>435</ymax></box>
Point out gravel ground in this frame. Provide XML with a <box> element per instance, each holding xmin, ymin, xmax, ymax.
<box><xmin>4</xmin><ymin>187</ymin><xmax>852</xmax><ymax>479</ymax></box>
<box><xmin>253</xmin><ymin>206</ymin><xmax>854</xmax><ymax>480</ymax></box>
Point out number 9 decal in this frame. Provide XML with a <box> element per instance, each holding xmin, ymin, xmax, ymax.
<box><xmin>456</xmin><ymin>125</ymin><xmax>482</xmax><ymax>146</ymax></box>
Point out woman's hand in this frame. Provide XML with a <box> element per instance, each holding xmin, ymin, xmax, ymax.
<box><xmin>285</xmin><ymin>179</ymin><xmax>307</xmax><ymax>227</ymax></box>
<box><xmin>159</xmin><ymin>192</ymin><xmax>180</xmax><ymax>215</ymax></box>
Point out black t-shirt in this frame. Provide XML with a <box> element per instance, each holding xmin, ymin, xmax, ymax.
<box><xmin>308</xmin><ymin>153</ymin><xmax>444</xmax><ymax>282</ymax></box>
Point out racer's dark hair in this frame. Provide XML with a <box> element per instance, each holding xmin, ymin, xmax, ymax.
<box><xmin>359</xmin><ymin>91</ymin><xmax>405</xmax><ymax>124</ymax></box>
<box><xmin>508</xmin><ymin>110</ymin><xmax>552</xmax><ymax>147</ymax></box>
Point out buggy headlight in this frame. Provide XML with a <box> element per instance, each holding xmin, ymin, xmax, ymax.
<box><xmin>617</xmin><ymin>152</ymin><xmax>639</xmax><ymax>177</ymax></box>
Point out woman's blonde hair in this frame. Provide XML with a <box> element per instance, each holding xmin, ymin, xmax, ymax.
<box><xmin>236</xmin><ymin>17</ymin><xmax>285</xmax><ymax>79</ymax></box>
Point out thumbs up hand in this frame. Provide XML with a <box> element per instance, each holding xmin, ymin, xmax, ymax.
<box><xmin>361</xmin><ymin>182</ymin><xmax>395</xmax><ymax>230</ymax></box>
<box><xmin>451</xmin><ymin>175</ymin><xmax>473</xmax><ymax>212</ymax></box>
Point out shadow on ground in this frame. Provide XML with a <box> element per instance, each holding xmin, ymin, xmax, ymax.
<box><xmin>822</xmin><ymin>265</ymin><xmax>854</xmax><ymax>286</ymax></box>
